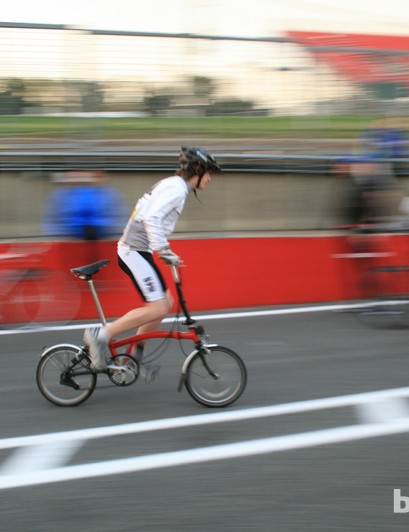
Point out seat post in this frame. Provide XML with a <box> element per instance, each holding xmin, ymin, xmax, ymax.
<box><xmin>87</xmin><ymin>279</ymin><xmax>107</xmax><ymax>326</ymax></box>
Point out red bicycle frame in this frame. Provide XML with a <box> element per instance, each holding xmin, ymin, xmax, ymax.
<box><xmin>110</xmin><ymin>328</ymin><xmax>202</xmax><ymax>357</ymax></box>
<box><xmin>71</xmin><ymin>260</ymin><xmax>206</xmax><ymax>358</ymax></box>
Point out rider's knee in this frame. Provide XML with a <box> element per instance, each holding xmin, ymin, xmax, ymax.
<box><xmin>165</xmin><ymin>290</ymin><xmax>174</xmax><ymax>311</ymax></box>
<box><xmin>149</xmin><ymin>297</ymin><xmax>171</xmax><ymax>320</ymax></box>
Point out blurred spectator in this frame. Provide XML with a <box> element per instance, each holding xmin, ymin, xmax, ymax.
<box><xmin>333</xmin><ymin>155</ymin><xmax>403</xmax><ymax>227</ymax></box>
<box><xmin>360</xmin><ymin>119</ymin><xmax>408</xmax><ymax>176</ymax></box>
<box><xmin>349</xmin><ymin>157</ymin><xmax>402</xmax><ymax>225</ymax></box>
<box><xmin>43</xmin><ymin>171</ymin><xmax>128</xmax><ymax>240</ymax></box>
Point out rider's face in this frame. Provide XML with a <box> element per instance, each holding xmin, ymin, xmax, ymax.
<box><xmin>197</xmin><ymin>171</ymin><xmax>211</xmax><ymax>190</ymax></box>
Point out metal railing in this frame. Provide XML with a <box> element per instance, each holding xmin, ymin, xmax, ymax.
<box><xmin>0</xmin><ymin>150</ymin><xmax>408</xmax><ymax>175</ymax></box>
<box><xmin>0</xmin><ymin>150</ymin><xmax>334</xmax><ymax>173</ymax></box>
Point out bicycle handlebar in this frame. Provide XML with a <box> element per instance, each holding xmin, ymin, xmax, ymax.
<box><xmin>169</xmin><ymin>264</ymin><xmax>197</xmax><ymax>326</ymax></box>
<box><xmin>170</xmin><ymin>264</ymin><xmax>181</xmax><ymax>284</ymax></box>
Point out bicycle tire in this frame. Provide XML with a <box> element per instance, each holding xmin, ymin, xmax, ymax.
<box><xmin>36</xmin><ymin>344</ymin><xmax>97</xmax><ymax>406</ymax></box>
<box><xmin>357</xmin><ymin>266</ymin><xmax>409</xmax><ymax>329</ymax></box>
<box><xmin>358</xmin><ymin>299</ymin><xmax>409</xmax><ymax>329</ymax></box>
<box><xmin>184</xmin><ymin>346</ymin><xmax>247</xmax><ymax>407</ymax></box>
<box><xmin>34</xmin><ymin>270</ymin><xmax>82</xmax><ymax>325</ymax></box>
<box><xmin>1</xmin><ymin>270</ymin><xmax>82</xmax><ymax>328</ymax></box>
<box><xmin>1</xmin><ymin>275</ymin><xmax>43</xmax><ymax>328</ymax></box>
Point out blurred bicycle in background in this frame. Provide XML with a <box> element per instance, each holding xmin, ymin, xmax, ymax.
<box><xmin>334</xmin><ymin>225</ymin><xmax>409</xmax><ymax>328</ymax></box>
<box><xmin>0</xmin><ymin>243</ymin><xmax>81</xmax><ymax>329</ymax></box>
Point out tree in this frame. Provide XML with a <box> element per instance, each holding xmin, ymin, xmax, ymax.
<box><xmin>0</xmin><ymin>78</ymin><xmax>26</xmax><ymax>114</ymax></box>
<box><xmin>80</xmin><ymin>82</ymin><xmax>105</xmax><ymax>112</ymax></box>
<box><xmin>143</xmin><ymin>91</ymin><xmax>173</xmax><ymax>115</ymax></box>
<box><xmin>206</xmin><ymin>98</ymin><xmax>257</xmax><ymax>116</ymax></box>
<box><xmin>362</xmin><ymin>81</ymin><xmax>409</xmax><ymax>100</ymax></box>
<box><xmin>191</xmin><ymin>76</ymin><xmax>215</xmax><ymax>102</ymax></box>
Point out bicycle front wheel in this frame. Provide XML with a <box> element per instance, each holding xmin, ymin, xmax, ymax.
<box><xmin>36</xmin><ymin>344</ymin><xmax>97</xmax><ymax>406</ymax></box>
<box><xmin>185</xmin><ymin>346</ymin><xmax>247</xmax><ymax>407</ymax></box>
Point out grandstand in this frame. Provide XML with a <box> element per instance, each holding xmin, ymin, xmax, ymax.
<box><xmin>287</xmin><ymin>31</ymin><xmax>409</xmax><ymax>100</ymax></box>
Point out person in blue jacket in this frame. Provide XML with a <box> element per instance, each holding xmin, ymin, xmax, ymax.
<box><xmin>42</xmin><ymin>171</ymin><xmax>128</xmax><ymax>240</ymax></box>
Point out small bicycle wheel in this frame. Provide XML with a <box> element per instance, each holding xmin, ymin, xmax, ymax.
<box><xmin>107</xmin><ymin>354</ymin><xmax>139</xmax><ymax>386</ymax></box>
<box><xmin>358</xmin><ymin>265</ymin><xmax>409</xmax><ymax>329</ymax></box>
<box><xmin>36</xmin><ymin>344</ymin><xmax>97</xmax><ymax>406</ymax></box>
<box><xmin>1</xmin><ymin>276</ymin><xmax>43</xmax><ymax>328</ymax></box>
<box><xmin>185</xmin><ymin>346</ymin><xmax>247</xmax><ymax>407</ymax></box>
<box><xmin>34</xmin><ymin>270</ymin><xmax>82</xmax><ymax>325</ymax></box>
<box><xmin>1</xmin><ymin>270</ymin><xmax>82</xmax><ymax>329</ymax></box>
<box><xmin>358</xmin><ymin>299</ymin><xmax>409</xmax><ymax>329</ymax></box>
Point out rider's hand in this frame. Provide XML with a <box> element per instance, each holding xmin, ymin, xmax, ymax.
<box><xmin>158</xmin><ymin>247</ymin><xmax>183</xmax><ymax>266</ymax></box>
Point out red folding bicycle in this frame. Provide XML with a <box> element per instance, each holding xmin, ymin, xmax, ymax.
<box><xmin>36</xmin><ymin>259</ymin><xmax>247</xmax><ymax>407</ymax></box>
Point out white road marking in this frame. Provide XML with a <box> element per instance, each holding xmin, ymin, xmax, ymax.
<box><xmin>1</xmin><ymin>386</ymin><xmax>409</xmax><ymax>450</ymax></box>
<box><xmin>0</xmin><ymin>439</ymin><xmax>84</xmax><ymax>475</ymax></box>
<box><xmin>0</xmin><ymin>301</ymin><xmax>400</xmax><ymax>336</ymax></box>
<box><xmin>2</xmin><ymin>387</ymin><xmax>409</xmax><ymax>489</ymax></box>
<box><xmin>355</xmin><ymin>398</ymin><xmax>409</xmax><ymax>424</ymax></box>
<box><xmin>1</xmin><ymin>418</ymin><xmax>409</xmax><ymax>490</ymax></box>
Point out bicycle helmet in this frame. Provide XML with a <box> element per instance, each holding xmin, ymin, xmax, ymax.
<box><xmin>179</xmin><ymin>146</ymin><xmax>221</xmax><ymax>179</ymax></box>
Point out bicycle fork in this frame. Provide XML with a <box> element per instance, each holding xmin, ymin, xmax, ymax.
<box><xmin>177</xmin><ymin>344</ymin><xmax>220</xmax><ymax>392</ymax></box>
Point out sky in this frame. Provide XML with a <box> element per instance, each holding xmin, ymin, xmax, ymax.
<box><xmin>1</xmin><ymin>0</ymin><xmax>409</xmax><ymax>38</ymax></box>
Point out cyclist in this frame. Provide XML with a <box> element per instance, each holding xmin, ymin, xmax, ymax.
<box><xmin>84</xmin><ymin>146</ymin><xmax>221</xmax><ymax>371</ymax></box>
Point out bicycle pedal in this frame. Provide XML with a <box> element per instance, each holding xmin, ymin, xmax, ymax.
<box><xmin>60</xmin><ymin>374</ymin><xmax>80</xmax><ymax>390</ymax></box>
<box><xmin>140</xmin><ymin>364</ymin><xmax>160</xmax><ymax>384</ymax></box>
<box><xmin>106</xmin><ymin>364</ymin><xmax>128</xmax><ymax>371</ymax></box>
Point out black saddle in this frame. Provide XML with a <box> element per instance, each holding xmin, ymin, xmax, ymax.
<box><xmin>70</xmin><ymin>259</ymin><xmax>110</xmax><ymax>280</ymax></box>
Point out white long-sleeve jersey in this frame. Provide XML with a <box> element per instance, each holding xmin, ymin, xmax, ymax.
<box><xmin>120</xmin><ymin>175</ymin><xmax>191</xmax><ymax>252</ymax></box>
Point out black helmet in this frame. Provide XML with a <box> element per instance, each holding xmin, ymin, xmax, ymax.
<box><xmin>179</xmin><ymin>146</ymin><xmax>221</xmax><ymax>174</ymax></box>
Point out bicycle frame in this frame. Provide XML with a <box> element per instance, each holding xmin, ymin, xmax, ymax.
<box><xmin>82</xmin><ymin>261</ymin><xmax>207</xmax><ymax>352</ymax></box>
<box><xmin>110</xmin><ymin>328</ymin><xmax>202</xmax><ymax>357</ymax></box>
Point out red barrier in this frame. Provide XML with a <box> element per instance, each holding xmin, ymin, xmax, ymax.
<box><xmin>1</xmin><ymin>234</ymin><xmax>409</xmax><ymax>323</ymax></box>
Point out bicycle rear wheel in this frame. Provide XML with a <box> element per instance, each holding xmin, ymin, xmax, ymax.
<box><xmin>358</xmin><ymin>299</ymin><xmax>409</xmax><ymax>329</ymax></box>
<box><xmin>185</xmin><ymin>346</ymin><xmax>247</xmax><ymax>407</ymax></box>
<box><xmin>36</xmin><ymin>344</ymin><xmax>97</xmax><ymax>406</ymax></box>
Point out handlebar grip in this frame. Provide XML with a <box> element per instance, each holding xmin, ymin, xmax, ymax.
<box><xmin>171</xmin><ymin>264</ymin><xmax>180</xmax><ymax>283</ymax></box>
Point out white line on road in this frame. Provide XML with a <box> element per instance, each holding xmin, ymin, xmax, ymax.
<box><xmin>356</xmin><ymin>397</ymin><xmax>409</xmax><ymax>425</ymax></box>
<box><xmin>1</xmin><ymin>418</ymin><xmax>409</xmax><ymax>490</ymax></box>
<box><xmin>1</xmin><ymin>386</ymin><xmax>409</xmax><ymax>450</ymax></box>
<box><xmin>0</xmin><ymin>300</ymin><xmax>394</xmax><ymax>335</ymax></box>
<box><xmin>0</xmin><ymin>439</ymin><xmax>84</xmax><ymax>475</ymax></box>
<box><xmin>1</xmin><ymin>386</ymin><xmax>409</xmax><ymax>489</ymax></box>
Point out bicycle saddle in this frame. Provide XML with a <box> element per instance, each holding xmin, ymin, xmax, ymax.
<box><xmin>70</xmin><ymin>259</ymin><xmax>110</xmax><ymax>280</ymax></box>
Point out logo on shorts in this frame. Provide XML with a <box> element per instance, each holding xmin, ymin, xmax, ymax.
<box><xmin>143</xmin><ymin>276</ymin><xmax>155</xmax><ymax>293</ymax></box>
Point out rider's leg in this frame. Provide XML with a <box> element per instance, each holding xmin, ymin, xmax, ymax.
<box><xmin>134</xmin><ymin>290</ymin><xmax>174</xmax><ymax>336</ymax></box>
<box><xmin>105</xmin><ymin>294</ymin><xmax>172</xmax><ymax>340</ymax></box>
<box><xmin>84</xmin><ymin>297</ymin><xmax>171</xmax><ymax>371</ymax></box>
<box><xmin>128</xmin><ymin>290</ymin><xmax>174</xmax><ymax>357</ymax></box>
<box><xmin>85</xmin><ymin>245</ymin><xmax>170</xmax><ymax>369</ymax></box>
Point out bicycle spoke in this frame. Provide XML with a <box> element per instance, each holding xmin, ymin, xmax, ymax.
<box><xmin>36</xmin><ymin>345</ymin><xmax>97</xmax><ymax>406</ymax></box>
<box><xmin>185</xmin><ymin>346</ymin><xmax>246</xmax><ymax>407</ymax></box>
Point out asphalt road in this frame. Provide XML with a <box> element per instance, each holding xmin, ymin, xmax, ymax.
<box><xmin>1</xmin><ymin>306</ymin><xmax>409</xmax><ymax>531</ymax></box>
